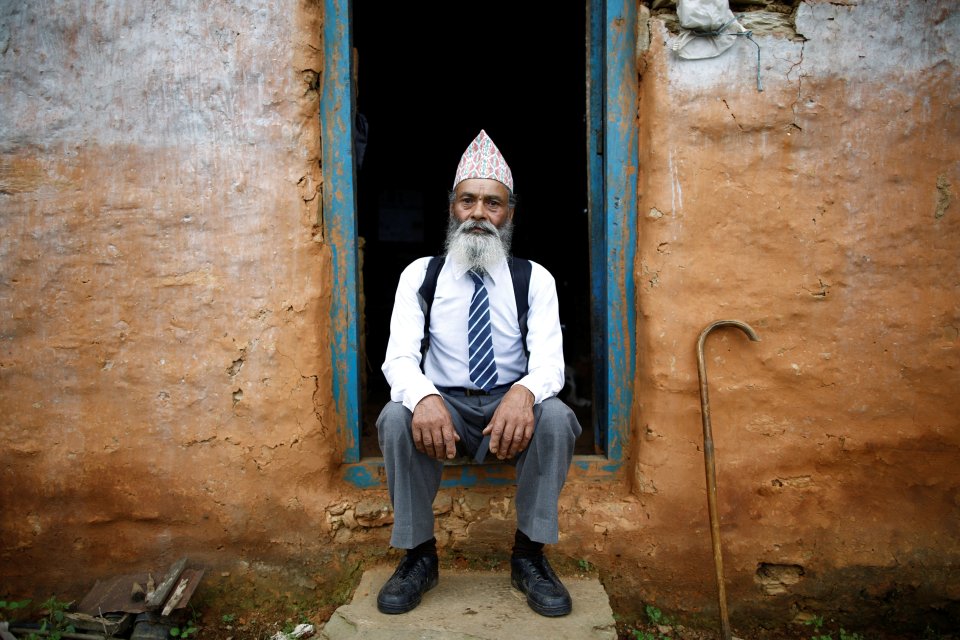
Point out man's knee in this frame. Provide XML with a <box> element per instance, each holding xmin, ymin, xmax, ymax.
<box><xmin>533</xmin><ymin>398</ymin><xmax>582</xmax><ymax>442</ymax></box>
<box><xmin>377</xmin><ymin>402</ymin><xmax>412</xmax><ymax>449</ymax></box>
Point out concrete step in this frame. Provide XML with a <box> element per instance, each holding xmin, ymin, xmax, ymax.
<box><xmin>319</xmin><ymin>565</ymin><xmax>617</xmax><ymax>640</ymax></box>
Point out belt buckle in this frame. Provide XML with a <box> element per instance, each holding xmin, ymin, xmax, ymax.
<box><xmin>464</xmin><ymin>388</ymin><xmax>487</xmax><ymax>397</ymax></box>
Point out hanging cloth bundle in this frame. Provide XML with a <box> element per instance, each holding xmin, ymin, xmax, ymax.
<box><xmin>671</xmin><ymin>0</ymin><xmax>764</xmax><ymax>92</ymax></box>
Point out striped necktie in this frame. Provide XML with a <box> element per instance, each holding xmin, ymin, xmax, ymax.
<box><xmin>467</xmin><ymin>270</ymin><xmax>498</xmax><ymax>390</ymax></box>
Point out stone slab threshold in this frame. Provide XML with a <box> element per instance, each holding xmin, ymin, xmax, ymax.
<box><xmin>319</xmin><ymin>565</ymin><xmax>617</xmax><ymax>640</ymax></box>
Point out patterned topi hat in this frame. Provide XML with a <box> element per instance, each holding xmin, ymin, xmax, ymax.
<box><xmin>452</xmin><ymin>130</ymin><xmax>514</xmax><ymax>192</ymax></box>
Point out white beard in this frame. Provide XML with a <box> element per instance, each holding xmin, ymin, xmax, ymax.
<box><xmin>444</xmin><ymin>217</ymin><xmax>514</xmax><ymax>273</ymax></box>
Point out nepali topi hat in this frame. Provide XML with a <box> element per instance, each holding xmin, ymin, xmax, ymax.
<box><xmin>452</xmin><ymin>130</ymin><xmax>513</xmax><ymax>192</ymax></box>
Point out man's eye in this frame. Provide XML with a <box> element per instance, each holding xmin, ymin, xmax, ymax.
<box><xmin>486</xmin><ymin>200</ymin><xmax>501</xmax><ymax>208</ymax></box>
<box><xmin>460</xmin><ymin>197</ymin><xmax>475</xmax><ymax>205</ymax></box>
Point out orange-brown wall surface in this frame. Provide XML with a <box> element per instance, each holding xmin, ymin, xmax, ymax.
<box><xmin>1</xmin><ymin>0</ymin><xmax>957</xmax><ymax>630</ymax></box>
<box><xmin>629</xmin><ymin>0</ymin><xmax>959</xmax><ymax>626</ymax></box>
<box><xmin>0</xmin><ymin>0</ymin><xmax>337</xmax><ymax>586</ymax></box>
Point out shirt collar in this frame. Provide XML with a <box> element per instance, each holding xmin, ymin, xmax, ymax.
<box><xmin>448</xmin><ymin>256</ymin><xmax>510</xmax><ymax>286</ymax></box>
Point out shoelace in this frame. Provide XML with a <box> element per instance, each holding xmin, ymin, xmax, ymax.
<box><xmin>397</xmin><ymin>555</ymin><xmax>432</xmax><ymax>580</ymax></box>
<box><xmin>520</xmin><ymin>558</ymin><xmax>548</xmax><ymax>583</ymax></box>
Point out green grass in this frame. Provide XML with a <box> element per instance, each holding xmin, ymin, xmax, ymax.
<box><xmin>0</xmin><ymin>599</ymin><xmax>31</xmax><ymax>621</ymax></box>
<box><xmin>803</xmin><ymin>614</ymin><xmax>868</xmax><ymax>640</ymax></box>
<box><xmin>171</xmin><ymin>606</ymin><xmax>201</xmax><ymax>639</ymax></box>
<box><xmin>26</xmin><ymin>596</ymin><xmax>75</xmax><ymax>640</ymax></box>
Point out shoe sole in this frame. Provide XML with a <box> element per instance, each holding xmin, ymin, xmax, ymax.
<box><xmin>376</xmin><ymin>575</ymin><xmax>439</xmax><ymax>615</ymax></box>
<box><xmin>511</xmin><ymin>576</ymin><xmax>572</xmax><ymax>617</ymax></box>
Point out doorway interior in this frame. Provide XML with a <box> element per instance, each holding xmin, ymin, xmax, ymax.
<box><xmin>353</xmin><ymin>3</ymin><xmax>597</xmax><ymax>457</ymax></box>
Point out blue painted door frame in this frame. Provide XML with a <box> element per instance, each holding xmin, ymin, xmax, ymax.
<box><xmin>320</xmin><ymin>0</ymin><xmax>362</xmax><ymax>463</ymax></box>
<box><xmin>321</xmin><ymin>0</ymin><xmax>637</xmax><ymax>484</ymax></box>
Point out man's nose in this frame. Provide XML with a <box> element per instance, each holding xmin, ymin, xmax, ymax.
<box><xmin>470</xmin><ymin>204</ymin><xmax>487</xmax><ymax>220</ymax></box>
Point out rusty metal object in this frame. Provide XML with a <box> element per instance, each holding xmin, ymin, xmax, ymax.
<box><xmin>696</xmin><ymin>320</ymin><xmax>760</xmax><ymax>640</ymax></box>
<box><xmin>78</xmin><ymin>560</ymin><xmax>203</xmax><ymax>617</ymax></box>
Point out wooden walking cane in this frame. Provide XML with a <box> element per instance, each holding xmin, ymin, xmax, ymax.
<box><xmin>696</xmin><ymin>320</ymin><xmax>760</xmax><ymax>640</ymax></box>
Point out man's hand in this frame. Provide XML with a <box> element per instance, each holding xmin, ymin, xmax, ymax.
<box><xmin>483</xmin><ymin>385</ymin><xmax>535</xmax><ymax>460</ymax></box>
<box><xmin>412</xmin><ymin>394</ymin><xmax>460</xmax><ymax>460</ymax></box>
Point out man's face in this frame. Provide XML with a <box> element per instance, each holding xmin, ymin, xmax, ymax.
<box><xmin>444</xmin><ymin>178</ymin><xmax>514</xmax><ymax>272</ymax></box>
<box><xmin>449</xmin><ymin>178</ymin><xmax>513</xmax><ymax>229</ymax></box>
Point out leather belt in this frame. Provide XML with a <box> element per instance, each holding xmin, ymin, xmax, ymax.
<box><xmin>435</xmin><ymin>383</ymin><xmax>513</xmax><ymax>397</ymax></box>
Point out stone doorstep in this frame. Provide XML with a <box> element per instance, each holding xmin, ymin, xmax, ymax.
<box><xmin>319</xmin><ymin>566</ymin><xmax>617</xmax><ymax>640</ymax></box>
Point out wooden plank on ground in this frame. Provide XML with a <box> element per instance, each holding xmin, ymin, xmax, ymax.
<box><xmin>144</xmin><ymin>558</ymin><xmax>188</xmax><ymax>611</ymax></box>
<box><xmin>64</xmin><ymin>612</ymin><xmax>132</xmax><ymax>636</ymax></box>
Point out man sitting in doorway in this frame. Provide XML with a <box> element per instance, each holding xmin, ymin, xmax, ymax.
<box><xmin>376</xmin><ymin>130</ymin><xmax>582</xmax><ymax>617</ymax></box>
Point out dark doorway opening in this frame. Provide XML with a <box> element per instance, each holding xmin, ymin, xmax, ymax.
<box><xmin>354</xmin><ymin>3</ymin><xmax>595</xmax><ymax>457</ymax></box>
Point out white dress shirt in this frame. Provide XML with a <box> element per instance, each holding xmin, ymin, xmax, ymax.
<box><xmin>381</xmin><ymin>255</ymin><xmax>566</xmax><ymax>413</ymax></box>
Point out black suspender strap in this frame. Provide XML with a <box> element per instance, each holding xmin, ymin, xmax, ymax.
<box><xmin>416</xmin><ymin>256</ymin><xmax>532</xmax><ymax>371</ymax></box>
<box><xmin>417</xmin><ymin>256</ymin><xmax>446</xmax><ymax>368</ymax></box>
<box><xmin>507</xmin><ymin>256</ymin><xmax>532</xmax><ymax>362</ymax></box>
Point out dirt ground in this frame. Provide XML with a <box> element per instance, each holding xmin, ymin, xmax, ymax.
<box><xmin>4</xmin><ymin>559</ymin><xmax>955</xmax><ymax>640</ymax></box>
<box><xmin>190</xmin><ymin>600</ymin><xmax>953</xmax><ymax>640</ymax></box>
<box><xmin>185</xmin><ymin>563</ymin><xmax>955</xmax><ymax>640</ymax></box>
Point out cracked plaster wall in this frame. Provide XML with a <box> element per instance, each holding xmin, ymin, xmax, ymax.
<box><xmin>628</xmin><ymin>0</ymin><xmax>960</xmax><ymax>625</ymax></box>
<box><xmin>0</xmin><ymin>0</ymin><xmax>333</xmax><ymax>591</ymax></box>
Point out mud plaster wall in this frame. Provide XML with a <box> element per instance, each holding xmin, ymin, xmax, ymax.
<box><xmin>1</xmin><ymin>0</ymin><xmax>959</xmax><ymax>630</ymax></box>
<box><xmin>0</xmin><ymin>1</ymin><xmax>336</xmax><ymax>589</ymax></box>
<box><xmin>628</xmin><ymin>0</ymin><xmax>960</xmax><ymax>624</ymax></box>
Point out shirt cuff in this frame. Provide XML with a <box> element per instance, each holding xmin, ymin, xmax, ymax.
<box><xmin>513</xmin><ymin>376</ymin><xmax>548</xmax><ymax>405</ymax></box>
<box><xmin>403</xmin><ymin>378</ymin><xmax>441</xmax><ymax>413</ymax></box>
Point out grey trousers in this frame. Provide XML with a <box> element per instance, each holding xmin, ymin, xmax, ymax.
<box><xmin>377</xmin><ymin>391</ymin><xmax>582</xmax><ymax>549</ymax></box>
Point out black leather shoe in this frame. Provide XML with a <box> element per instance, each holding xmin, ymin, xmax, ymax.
<box><xmin>510</xmin><ymin>555</ymin><xmax>572</xmax><ymax>617</ymax></box>
<box><xmin>376</xmin><ymin>553</ymin><xmax>439</xmax><ymax>614</ymax></box>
